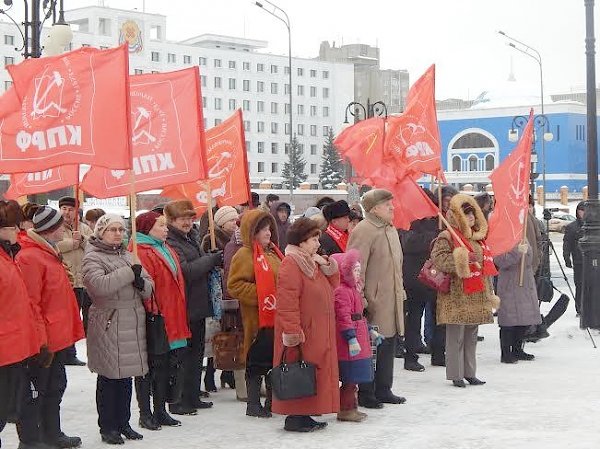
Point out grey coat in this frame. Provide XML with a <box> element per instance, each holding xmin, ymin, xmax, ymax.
<box><xmin>82</xmin><ymin>238</ymin><xmax>154</xmax><ymax>379</ymax></box>
<box><xmin>494</xmin><ymin>241</ymin><xmax>542</xmax><ymax>327</ymax></box>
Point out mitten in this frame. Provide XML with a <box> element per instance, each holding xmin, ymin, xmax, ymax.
<box><xmin>348</xmin><ymin>338</ymin><xmax>361</xmax><ymax>357</ymax></box>
<box><xmin>131</xmin><ymin>264</ymin><xmax>145</xmax><ymax>290</ymax></box>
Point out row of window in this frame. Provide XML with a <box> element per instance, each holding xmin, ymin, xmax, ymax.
<box><xmin>203</xmin><ymin>113</ymin><xmax>329</xmax><ymax>137</ymax></box>
<box><xmin>256</xmin><ymin>161</ymin><xmax>318</xmax><ymax>175</ymax></box>
<box><xmin>202</xmin><ymin>97</ymin><xmax>330</xmax><ymax>117</ymax></box>
<box><xmin>244</xmin><ymin>141</ymin><xmax>321</xmax><ymax>156</ymax></box>
<box><xmin>450</xmin><ymin>154</ymin><xmax>495</xmax><ymax>172</ymax></box>
<box><xmin>199</xmin><ymin>75</ymin><xmax>330</xmax><ymax>98</ymax></box>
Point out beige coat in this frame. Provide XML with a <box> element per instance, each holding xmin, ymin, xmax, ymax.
<box><xmin>56</xmin><ymin>222</ymin><xmax>93</xmax><ymax>288</ymax></box>
<box><xmin>347</xmin><ymin>212</ymin><xmax>405</xmax><ymax>338</ymax></box>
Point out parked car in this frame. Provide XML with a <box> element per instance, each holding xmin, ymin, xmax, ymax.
<box><xmin>548</xmin><ymin>212</ymin><xmax>576</xmax><ymax>233</ymax></box>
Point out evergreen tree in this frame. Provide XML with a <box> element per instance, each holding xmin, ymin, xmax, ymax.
<box><xmin>319</xmin><ymin>127</ymin><xmax>345</xmax><ymax>189</ymax></box>
<box><xmin>281</xmin><ymin>134</ymin><xmax>308</xmax><ymax>189</ymax></box>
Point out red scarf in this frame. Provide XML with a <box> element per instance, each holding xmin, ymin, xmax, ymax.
<box><xmin>254</xmin><ymin>241</ymin><xmax>284</xmax><ymax>328</ymax></box>
<box><xmin>451</xmin><ymin>228</ymin><xmax>498</xmax><ymax>294</ymax></box>
<box><xmin>325</xmin><ymin>224</ymin><xmax>349</xmax><ymax>252</ymax></box>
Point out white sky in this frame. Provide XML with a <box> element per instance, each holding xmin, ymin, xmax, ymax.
<box><xmin>10</xmin><ymin>0</ymin><xmax>599</xmax><ymax>99</ymax></box>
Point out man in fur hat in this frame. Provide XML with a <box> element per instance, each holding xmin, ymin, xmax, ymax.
<box><xmin>320</xmin><ymin>200</ymin><xmax>352</xmax><ymax>256</ymax></box>
<box><xmin>347</xmin><ymin>189</ymin><xmax>406</xmax><ymax>409</ymax></box>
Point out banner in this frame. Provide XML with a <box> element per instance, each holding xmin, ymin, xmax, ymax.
<box><xmin>4</xmin><ymin>165</ymin><xmax>79</xmax><ymax>200</ymax></box>
<box><xmin>80</xmin><ymin>68</ymin><xmax>207</xmax><ymax>198</ymax></box>
<box><xmin>487</xmin><ymin>109</ymin><xmax>534</xmax><ymax>256</ymax></box>
<box><xmin>0</xmin><ymin>45</ymin><xmax>131</xmax><ymax>172</ymax></box>
<box><xmin>162</xmin><ymin>109</ymin><xmax>251</xmax><ymax>212</ymax></box>
<box><xmin>389</xmin><ymin>175</ymin><xmax>439</xmax><ymax>230</ymax></box>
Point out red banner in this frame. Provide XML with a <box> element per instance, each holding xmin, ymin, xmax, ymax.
<box><xmin>80</xmin><ymin>68</ymin><xmax>207</xmax><ymax>198</ymax></box>
<box><xmin>487</xmin><ymin>110</ymin><xmax>534</xmax><ymax>256</ymax></box>
<box><xmin>4</xmin><ymin>165</ymin><xmax>79</xmax><ymax>200</ymax></box>
<box><xmin>389</xmin><ymin>175</ymin><xmax>440</xmax><ymax>230</ymax></box>
<box><xmin>162</xmin><ymin>109</ymin><xmax>250</xmax><ymax>212</ymax></box>
<box><xmin>0</xmin><ymin>45</ymin><xmax>131</xmax><ymax>173</ymax></box>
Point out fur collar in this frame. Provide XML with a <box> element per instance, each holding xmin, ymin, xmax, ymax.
<box><xmin>365</xmin><ymin>212</ymin><xmax>390</xmax><ymax>228</ymax></box>
<box><xmin>446</xmin><ymin>194</ymin><xmax>488</xmax><ymax>241</ymax></box>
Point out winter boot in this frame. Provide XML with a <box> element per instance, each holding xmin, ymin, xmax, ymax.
<box><xmin>134</xmin><ymin>376</ymin><xmax>160</xmax><ymax>431</ymax></box>
<box><xmin>512</xmin><ymin>334</ymin><xmax>535</xmax><ymax>361</ymax></box>
<box><xmin>167</xmin><ymin>349</ymin><xmax>185</xmax><ymax>404</ymax></box>
<box><xmin>264</xmin><ymin>376</ymin><xmax>272</xmax><ymax>415</ymax></box>
<box><xmin>220</xmin><ymin>370</ymin><xmax>235</xmax><ymax>389</ymax></box>
<box><xmin>153</xmin><ymin>362</ymin><xmax>180</xmax><ymax>427</ymax></box>
<box><xmin>337</xmin><ymin>409</ymin><xmax>367</xmax><ymax>422</ymax></box>
<box><xmin>246</xmin><ymin>375</ymin><xmax>271</xmax><ymax>418</ymax></box>
<box><xmin>500</xmin><ymin>327</ymin><xmax>518</xmax><ymax>364</ymax></box>
<box><xmin>203</xmin><ymin>358</ymin><xmax>217</xmax><ymax>392</ymax></box>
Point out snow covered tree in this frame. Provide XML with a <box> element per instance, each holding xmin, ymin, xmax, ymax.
<box><xmin>281</xmin><ymin>134</ymin><xmax>308</xmax><ymax>189</ymax></box>
<box><xmin>319</xmin><ymin>127</ymin><xmax>345</xmax><ymax>189</ymax></box>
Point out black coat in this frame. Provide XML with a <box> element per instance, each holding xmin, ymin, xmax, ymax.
<box><xmin>319</xmin><ymin>231</ymin><xmax>344</xmax><ymax>256</ymax></box>
<box><xmin>166</xmin><ymin>225</ymin><xmax>221</xmax><ymax>322</ymax></box>
<box><xmin>563</xmin><ymin>219</ymin><xmax>583</xmax><ymax>266</ymax></box>
<box><xmin>399</xmin><ymin>217</ymin><xmax>439</xmax><ymax>302</ymax></box>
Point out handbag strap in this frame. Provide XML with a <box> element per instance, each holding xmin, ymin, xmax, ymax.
<box><xmin>149</xmin><ymin>293</ymin><xmax>162</xmax><ymax>315</ymax></box>
<box><xmin>280</xmin><ymin>344</ymin><xmax>303</xmax><ymax>365</ymax></box>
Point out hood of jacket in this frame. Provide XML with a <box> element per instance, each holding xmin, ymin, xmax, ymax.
<box><xmin>270</xmin><ymin>201</ymin><xmax>291</xmax><ymax>225</ymax></box>
<box><xmin>240</xmin><ymin>208</ymin><xmax>278</xmax><ymax>248</ymax></box>
<box><xmin>330</xmin><ymin>248</ymin><xmax>361</xmax><ymax>288</ymax></box>
<box><xmin>446</xmin><ymin>193</ymin><xmax>488</xmax><ymax>240</ymax></box>
<box><xmin>19</xmin><ymin>229</ymin><xmax>60</xmax><ymax>257</ymax></box>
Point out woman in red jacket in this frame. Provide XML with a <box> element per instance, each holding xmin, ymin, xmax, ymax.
<box><xmin>132</xmin><ymin>212</ymin><xmax>191</xmax><ymax>430</ymax></box>
<box><xmin>0</xmin><ymin>201</ymin><xmax>42</xmax><ymax>448</ymax></box>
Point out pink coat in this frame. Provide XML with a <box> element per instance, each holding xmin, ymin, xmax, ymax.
<box><xmin>332</xmin><ymin>250</ymin><xmax>374</xmax><ymax>384</ymax></box>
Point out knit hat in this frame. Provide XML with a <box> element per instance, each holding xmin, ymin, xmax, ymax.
<box><xmin>58</xmin><ymin>196</ymin><xmax>76</xmax><ymax>208</ymax></box>
<box><xmin>287</xmin><ymin>217</ymin><xmax>321</xmax><ymax>246</ymax></box>
<box><xmin>323</xmin><ymin>200</ymin><xmax>351</xmax><ymax>222</ymax></box>
<box><xmin>94</xmin><ymin>213</ymin><xmax>125</xmax><ymax>238</ymax></box>
<box><xmin>361</xmin><ymin>189</ymin><xmax>393</xmax><ymax>212</ymax></box>
<box><xmin>33</xmin><ymin>206</ymin><xmax>64</xmax><ymax>232</ymax></box>
<box><xmin>164</xmin><ymin>200</ymin><xmax>196</xmax><ymax>221</ymax></box>
<box><xmin>214</xmin><ymin>206</ymin><xmax>239</xmax><ymax>228</ymax></box>
<box><xmin>136</xmin><ymin>211</ymin><xmax>161</xmax><ymax>235</ymax></box>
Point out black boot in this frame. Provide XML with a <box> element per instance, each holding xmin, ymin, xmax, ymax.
<box><xmin>119</xmin><ymin>425</ymin><xmax>143</xmax><ymax>440</ymax></box>
<box><xmin>264</xmin><ymin>375</ymin><xmax>272</xmax><ymax>415</ymax></box>
<box><xmin>134</xmin><ymin>376</ymin><xmax>160</xmax><ymax>431</ymax></box>
<box><xmin>100</xmin><ymin>431</ymin><xmax>124</xmax><ymax>445</ymax></box>
<box><xmin>500</xmin><ymin>327</ymin><xmax>518</xmax><ymax>364</ymax></box>
<box><xmin>220</xmin><ymin>370</ymin><xmax>235</xmax><ymax>389</ymax></box>
<box><xmin>167</xmin><ymin>349</ymin><xmax>185</xmax><ymax>404</ymax></box>
<box><xmin>284</xmin><ymin>415</ymin><xmax>327</xmax><ymax>432</ymax></box>
<box><xmin>153</xmin><ymin>361</ymin><xmax>180</xmax><ymax>427</ymax></box>
<box><xmin>512</xmin><ymin>328</ymin><xmax>535</xmax><ymax>361</ymax></box>
<box><xmin>46</xmin><ymin>432</ymin><xmax>82</xmax><ymax>448</ymax></box>
<box><xmin>204</xmin><ymin>358</ymin><xmax>217</xmax><ymax>393</ymax></box>
<box><xmin>246</xmin><ymin>375</ymin><xmax>270</xmax><ymax>418</ymax></box>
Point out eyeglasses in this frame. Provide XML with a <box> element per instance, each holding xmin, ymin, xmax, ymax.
<box><xmin>105</xmin><ymin>227</ymin><xmax>126</xmax><ymax>234</ymax></box>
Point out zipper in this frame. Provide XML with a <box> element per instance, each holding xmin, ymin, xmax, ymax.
<box><xmin>105</xmin><ymin>309</ymin><xmax>116</xmax><ymax>331</ymax></box>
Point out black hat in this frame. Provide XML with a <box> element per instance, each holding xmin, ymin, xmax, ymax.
<box><xmin>287</xmin><ymin>217</ymin><xmax>321</xmax><ymax>246</ymax></box>
<box><xmin>323</xmin><ymin>200</ymin><xmax>351</xmax><ymax>222</ymax></box>
<box><xmin>58</xmin><ymin>196</ymin><xmax>76</xmax><ymax>208</ymax></box>
<box><xmin>251</xmin><ymin>192</ymin><xmax>260</xmax><ymax>208</ymax></box>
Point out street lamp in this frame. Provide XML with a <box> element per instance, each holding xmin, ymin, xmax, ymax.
<box><xmin>499</xmin><ymin>30</ymin><xmax>548</xmax><ymax>206</ymax></box>
<box><xmin>254</xmin><ymin>0</ymin><xmax>295</xmax><ymax>204</ymax></box>
<box><xmin>580</xmin><ymin>0</ymin><xmax>600</xmax><ymax>330</ymax></box>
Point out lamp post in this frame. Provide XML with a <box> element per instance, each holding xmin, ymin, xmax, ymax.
<box><xmin>580</xmin><ymin>0</ymin><xmax>600</xmax><ymax>330</ymax></box>
<box><xmin>499</xmin><ymin>30</ymin><xmax>548</xmax><ymax>206</ymax></box>
<box><xmin>254</xmin><ymin>0</ymin><xmax>294</xmax><ymax>204</ymax></box>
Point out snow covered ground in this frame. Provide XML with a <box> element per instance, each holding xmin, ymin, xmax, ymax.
<box><xmin>3</xmin><ymin>235</ymin><xmax>600</xmax><ymax>449</ymax></box>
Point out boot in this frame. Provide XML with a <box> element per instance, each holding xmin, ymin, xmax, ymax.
<box><xmin>203</xmin><ymin>358</ymin><xmax>217</xmax><ymax>392</ymax></box>
<box><xmin>264</xmin><ymin>376</ymin><xmax>272</xmax><ymax>415</ymax></box>
<box><xmin>500</xmin><ymin>328</ymin><xmax>518</xmax><ymax>364</ymax></box>
<box><xmin>284</xmin><ymin>415</ymin><xmax>327</xmax><ymax>432</ymax></box>
<box><xmin>465</xmin><ymin>377</ymin><xmax>486</xmax><ymax>385</ymax></box>
<box><xmin>100</xmin><ymin>431</ymin><xmax>124</xmax><ymax>445</ymax></box>
<box><xmin>220</xmin><ymin>370</ymin><xmax>235</xmax><ymax>389</ymax></box>
<box><xmin>152</xmin><ymin>362</ymin><xmax>179</xmax><ymax>427</ymax></box>
<box><xmin>134</xmin><ymin>376</ymin><xmax>160</xmax><ymax>430</ymax></box>
<box><xmin>167</xmin><ymin>350</ymin><xmax>185</xmax><ymax>404</ymax></box>
<box><xmin>154</xmin><ymin>410</ymin><xmax>181</xmax><ymax>427</ymax></box>
<box><xmin>245</xmin><ymin>375</ymin><xmax>271</xmax><ymax>418</ymax></box>
<box><xmin>512</xmin><ymin>338</ymin><xmax>535</xmax><ymax>361</ymax></box>
<box><xmin>45</xmin><ymin>433</ymin><xmax>82</xmax><ymax>448</ymax></box>
<box><xmin>337</xmin><ymin>409</ymin><xmax>367</xmax><ymax>422</ymax></box>
<box><xmin>119</xmin><ymin>425</ymin><xmax>143</xmax><ymax>440</ymax></box>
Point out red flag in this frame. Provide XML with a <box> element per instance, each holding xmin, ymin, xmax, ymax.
<box><xmin>384</xmin><ymin>65</ymin><xmax>445</xmax><ymax>181</ymax></box>
<box><xmin>386</xmin><ymin>176</ymin><xmax>439</xmax><ymax>230</ymax></box>
<box><xmin>80</xmin><ymin>68</ymin><xmax>207</xmax><ymax>198</ymax></box>
<box><xmin>4</xmin><ymin>165</ymin><xmax>79</xmax><ymax>200</ymax></box>
<box><xmin>487</xmin><ymin>110</ymin><xmax>534</xmax><ymax>256</ymax></box>
<box><xmin>0</xmin><ymin>45</ymin><xmax>131</xmax><ymax>172</ymax></box>
<box><xmin>162</xmin><ymin>109</ymin><xmax>250</xmax><ymax>212</ymax></box>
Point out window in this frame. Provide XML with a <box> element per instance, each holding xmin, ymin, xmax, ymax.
<box><xmin>271</xmin><ymin>83</ymin><xmax>278</xmax><ymax>94</ymax></box>
<box><xmin>257</xmin><ymin>101</ymin><xmax>265</xmax><ymax>112</ymax></box>
<box><xmin>284</xmin><ymin>103</ymin><xmax>291</xmax><ymax>114</ymax></box>
<box><xmin>297</xmin><ymin>67</ymin><xmax>304</xmax><ymax>76</ymax></box>
<box><xmin>4</xmin><ymin>80</ymin><xmax>12</xmax><ymax>90</ymax></box>
<box><xmin>311</xmin><ymin>164</ymin><xmax>317</xmax><ymax>174</ymax></box>
<box><xmin>258</xmin><ymin>162</ymin><xmax>265</xmax><ymax>173</ymax></box>
<box><xmin>271</xmin><ymin>102</ymin><xmax>278</xmax><ymax>114</ymax></box>
<box><xmin>98</xmin><ymin>18</ymin><xmax>111</xmax><ymax>36</ymax></box>
<box><xmin>228</xmin><ymin>60</ymin><xmax>236</xmax><ymax>69</ymax></box>
<box><xmin>243</xmin><ymin>100</ymin><xmax>250</xmax><ymax>111</ymax></box>
<box><xmin>229</xmin><ymin>99</ymin><xmax>237</xmax><ymax>110</ymax></box>
<box><xmin>214</xmin><ymin>118</ymin><xmax>222</xmax><ymax>126</ymax></box>
<box><xmin>297</xmin><ymin>124</ymin><xmax>305</xmax><ymax>136</ymax></box>
<box><xmin>199</xmin><ymin>57</ymin><xmax>207</xmax><ymax>66</ymax></box>
<box><xmin>576</xmin><ymin>124</ymin><xmax>586</xmax><ymax>141</ymax></box>
<box><xmin>228</xmin><ymin>78</ymin><xmax>236</xmax><ymax>90</ymax></box>
<box><xmin>323</xmin><ymin>106</ymin><xmax>329</xmax><ymax>117</ymax></box>
<box><xmin>271</xmin><ymin>142</ymin><xmax>278</xmax><ymax>154</ymax></box>
<box><xmin>310</xmin><ymin>125</ymin><xmax>317</xmax><ymax>136</ymax></box>
<box><xmin>243</xmin><ymin>61</ymin><xmax>251</xmax><ymax>71</ymax></box>
<box><xmin>323</xmin><ymin>87</ymin><xmax>329</xmax><ymax>98</ymax></box>
<box><xmin>297</xmin><ymin>104</ymin><xmax>304</xmax><ymax>115</ymax></box>
<box><xmin>322</xmin><ymin>70</ymin><xmax>329</xmax><ymax>79</ymax></box>
<box><xmin>271</xmin><ymin>64</ymin><xmax>278</xmax><ymax>74</ymax></box>
<box><xmin>245</xmin><ymin>141</ymin><xmax>251</xmax><ymax>152</ymax></box>
<box><xmin>257</xmin><ymin>121</ymin><xmax>265</xmax><ymax>133</ymax></box>
<box><xmin>271</xmin><ymin>122</ymin><xmax>278</xmax><ymax>134</ymax></box>
<box><xmin>323</xmin><ymin>126</ymin><xmax>329</xmax><ymax>136</ymax></box>
<box><xmin>468</xmin><ymin>155</ymin><xmax>478</xmax><ymax>171</ymax></box>
<box><xmin>167</xmin><ymin>53</ymin><xmax>176</xmax><ymax>63</ymax></box>
<box><xmin>214</xmin><ymin>98</ymin><xmax>222</xmax><ymax>110</ymax></box>
<box><xmin>310</xmin><ymin>86</ymin><xmax>317</xmax><ymax>97</ymax></box>
<box><xmin>310</xmin><ymin>144</ymin><xmax>317</xmax><ymax>155</ymax></box>
<box><xmin>150</xmin><ymin>25</ymin><xmax>162</xmax><ymax>40</ymax></box>
<box><xmin>244</xmin><ymin>120</ymin><xmax>251</xmax><ymax>132</ymax></box>
<box><xmin>284</xmin><ymin>66</ymin><xmax>290</xmax><ymax>75</ymax></box>
<box><xmin>214</xmin><ymin>77</ymin><xmax>222</xmax><ymax>88</ymax></box>
<box><xmin>214</xmin><ymin>59</ymin><xmax>222</xmax><ymax>68</ymax></box>
<box><xmin>271</xmin><ymin>162</ymin><xmax>279</xmax><ymax>173</ymax></box>
<box><xmin>134</xmin><ymin>69</ymin><xmax>143</xmax><ymax>75</ymax></box>
<box><xmin>298</xmin><ymin>144</ymin><xmax>304</xmax><ymax>154</ymax></box>
<box><xmin>4</xmin><ymin>35</ymin><xmax>14</xmax><ymax>46</ymax></box>
<box><xmin>200</xmin><ymin>75</ymin><xmax>207</xmax><ymax>87</ymax></box>
<box><xmin>257</xmin><ymin>81</ymin><xmax>264</xmax><ymax>92</ymax></box>
<box><xmin>285</xmin><ymin>123</ymin><xmax>291</xmax><ymax>135</ymax></box>
<box><xmin>297</xmin><ymin>85</ymin><xmax>304</xmax><ymax>96</ymax></box>
<box><xmin>310</xmin><ymin>69</ymin><xmax>316</xmax><ymax>78</ymax></box>
<box><xmin>258</xmin><ymin>142</ymin><xmax>265</xmax><ymax>153</ymax></box>
<box><xmin>284</xmin><ymin>84</ymin><xmax>290</xmax><ymax>95</ymax></box>
<box><xmin>485</xmin><ymin>154</ymin><xmax>495</xmax><ymax>171</ymax></box>
<box><xmin>202</xmin><ymin>96</ymin><xmax>207</xmax><ymax>108</ymax></box>
<box><xmin>310</xmin><ymin>105</ymin><xmax>317</xmax><ymax>117</ymax></box>
<box><xmin>257</xmin><ymin>63</ymin><xmax>264</xmax><ymax>72</ymax></box>
<box><xmin>4</xmin><ymin>56</ymin><xmax>14</xmax><ymax>66</ymax></box>
<box><xmin>452</xmin><ymin>156</ymin><xmax>462</xmax><ymax>172</ymax></box>
<box><xmin>151</xmin><ymin>51</ymin><xmax>160</xmax><ymax>62</ymax></box>
<box><xmin>243</xmin><ymin>79</ymin><xmax>250</xmax><ymax>91</ymax></box>
<box><xmin>184</xmin><ymin>55</ymin><xmax>191</xmax><ymax>64</ymax></box>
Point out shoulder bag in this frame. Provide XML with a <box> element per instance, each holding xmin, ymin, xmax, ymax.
<box><xmin>146</xmin><ymin>295</ymin><xmax>170</xmax><ymax>356</ymax></box>
<box><xmin>269</xmin><ymin>345</ymin><xmax>317</xmax><ymax>401</ymax></box>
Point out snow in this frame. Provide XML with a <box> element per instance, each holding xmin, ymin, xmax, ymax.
<box><xmin>3</xmin><ymin>236</ymin><xmax>600</xmax><ymax>449</ymax></box>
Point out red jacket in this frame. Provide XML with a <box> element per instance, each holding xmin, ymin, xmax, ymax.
<box><xmin>136</xmin><ymin>243</ymin><xmax>191</xmax><ymax>343</ymax></box>
<box><xmin>16</xmin><ymin>230</ymin><xmax>84</xmax><ymax>353</ymax></box>
<box><xmin>0</xmin><ymin>246</ymin><xmax>42</xmax><ymax>366</ymax></box>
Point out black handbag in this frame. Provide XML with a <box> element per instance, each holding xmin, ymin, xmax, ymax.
<box><xmin>269</xmin><ymin>345</ymin><xmax>316</xmax><ymax>401</ymax></box>
<box><xmin>146</xmin><ymin>295</ymin><xmax>170</xmax><ymax>356</ymax></box>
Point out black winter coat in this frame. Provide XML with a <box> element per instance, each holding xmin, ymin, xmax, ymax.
<box><xmin>563</xmin><ymin>219</ymin><xmax>583</xmax><ymax>266</ymax></box>
<box><xmin>319</xmin><ymin>231</ymin><xmax>344</xmax><ymax>256</ymax></box>
<box><xmin>399</xmin><ymin>217</ymin><xmax>439</xmax><ymax>302</ymax></box>
<box><xmin>166</xmin><ymin>225</ymin><xmax>221</xmax><ymax>322</ymax></box>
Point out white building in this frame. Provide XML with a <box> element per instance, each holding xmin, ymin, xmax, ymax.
<box><xmin>0</xmin><ymin>5</ymin><xmax>354</xmax><ymax>187</ymax></box>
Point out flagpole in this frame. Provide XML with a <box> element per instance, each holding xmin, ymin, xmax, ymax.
<box><xmin>205</xmin><ymin>182</ymin><xmax>217</xmax><ymax>251</ymax></box>
<box><xmin>518</xmin><ymin>212</ymin><xmax>529</xmax><ymax>286</ymax></box>
<box><xmin>129</xmin><ymin>171</ymin><xmax>138</xmax><ymax>259</ymax></box>
<box><xmin>73</xmin><ymin>173</ymin><xmax>80</xmax><ymax>232</ymax></box>
<box><xmin>437</xmin><ymin>213</ymin><xmax>466</xmax><ymax>248</ymax></box>
<box><xmin>437</xmin><ymin>176</ymin><xmax>443</xmax><ymax>230</ymax></box>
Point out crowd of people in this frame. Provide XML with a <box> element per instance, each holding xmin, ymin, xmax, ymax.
<box><xmin>0</xmin><ymin>185</ymin><xmax>570</xmax><ymax>447</ymax></box>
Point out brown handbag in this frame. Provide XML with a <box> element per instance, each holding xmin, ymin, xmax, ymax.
<box><xmin>213</xmin><ymin>330</ymin><xmax>245</xmax><ymax>370</ymax></box>
<box><xmin>417</xmin><ymin>238</ymin><xmax>451</xmax><ymax>294</ymax></box>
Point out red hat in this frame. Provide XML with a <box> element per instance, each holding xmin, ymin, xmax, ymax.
<box><xmin>136</xmin><ymin>211</ymin><xmax>161</xmax><ymax>235</ymax></box>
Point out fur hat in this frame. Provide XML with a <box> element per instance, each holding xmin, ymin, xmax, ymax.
<box><xmin>323</xmin><ymin>200</ymin><xmax>351</xmax><ymax>222</ymax></box>
<box><xmin>21</xmin><ymin>202</ymin><xmax>41</xmax><ymax>222</ymax></box>
<box><xmin>287</xmin><ymin>217</ymin><xmax>321</xmax><ymax>246</ymax></box>
<box><xmin>0</xmin><ymin>200</ymin><xmax>22</xmax><ymax>228</ymax></box>
<box><xmin>214</xmin><ymin>206</ymin><xmax>239</xmax><ymax>228</ymax></box>
<box><xmin>315</xmin><ymin>196</ymin><xmax>335</xmax><ymax>210</ymax></box>
<box><xmin>136</xmin><ymin>211</ymin><xmax>162</xmax><ymax>235</ymax></box>
<box><xmin>58</xmin><ymin>196</ymin><xmax>77</xmax><ymax>208</ymax></box>
<box><xmin>164</xmin><ymin>200</ymin><xmax>196</xmax><ymax>221</ymax></box>
<box><xmin>94</xmin><ymin>214</ymin><xmax>125</xmax><ymax>238</ymax></box>
<box><xmin>361</xmin><ymin>189</ymin><xmax>393</xmax><ymax>212</ymax></box>
<box><xmin>33</xmin><ymin>206</ymin><xmax>64</xmax><ymax>233</ymax></box>
<box><xmin>446</xmin><ymin>194</ymin><xmax>487</xmax><ymax>240</ymax></box>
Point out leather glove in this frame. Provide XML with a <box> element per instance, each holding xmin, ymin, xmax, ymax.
<box><xmin>209</xmin><ymin>250</ymin><xmax>224</xmax><ymax>267</ymax></box>
<box><xmin>348</xmin><ymin>337</ymin><xmax>361</xmax><ymax>357</ymax></box>
<box><xmin>518</xmin><ymin>242</ymin><xmax>529</xmax><ymax>254</ymax></box>
<box><xmin>565</xmin><ymin>259</ymin><xmax>573</xmax><ymax>268</ymax></box>
<box><xmin>37</xmin><ymin>345</ymin><xmax>54</xmax><ymax>368</ymax></box>
<box><xmin>131</xmin><ymin>264</ymin><xmax>145</xmax><ymax>290</ymax></box>
<box><xmin>369</xmin><ymin>328</ymin><xmax>384</xmax><ymax>347</ymax></box>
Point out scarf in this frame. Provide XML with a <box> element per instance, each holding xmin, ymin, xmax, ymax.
<box><xmin>451</xmin><ymin>228</ymin><xmax>498</xmax><ymax>294</ymax></box>
<box><xmin>137</xmin><ymin>232</ymin><xmax>177</xmax><ymax>274</ymax></box>
<box><xmin>325</xmin><ymin>224</ymin><xmax>349</xmax><ymax>252</ymax></box>
<box><xmin>284</xmin><ymin>244</ymin><xmax>317</xmax><ymax>279</ymax></box>
<box><xmin>254</xmin><ymin>241</ymin><xmax>284</xmax><ymax>328</ymax></box>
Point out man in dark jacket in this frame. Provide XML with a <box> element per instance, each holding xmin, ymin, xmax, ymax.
<box><xmin>320</xmin><ymin>200</ymin><xmax>351</xmax><ymax>255</ymax></box>
<box><xmin>164</xmin><ymin>200</ymin><xmax>223</xmax><ymax>415</ymax></box>
<box><xmin>270</xmin><ymin>201</ymin><xmax>291</xmax><ymax>251</ymax></box>
<box><xmin>564</xmin><ymin>201</ymin><xmax>585</xmax><ymax>315</ymax></box>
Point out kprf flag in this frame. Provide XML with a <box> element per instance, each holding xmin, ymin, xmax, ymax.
<box><xmin>487</xmin><ymin>109</ymin><xmax>534</xmax><ymax>256</ymax></box>
<box><xmin>4</xmin><ymin>165</ymin><xmax>79</xmax><ymax>200</ymax></box>
<box><xmin>0</xmin><ymin>45</ymin><xmax>131</xmax><ymax>172</ymax></box>
<box><xmin>389</xmin><ymin>175</ymin><xmax>440</xmax><ymax>230</ymax></box>
<box><xmin>80</xmin><ymin>68</ymin><xmax>207</xmax><ymax>198</ymax></box>
<box><xmin>162</xmin><ymin>109</ymin><xmax>250</xmax><ymax>212</ymax></box>
<box><xmin>384</xmin><ymin>64</ymin><xmax>445</xmax><ymax>182</ymax></box>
